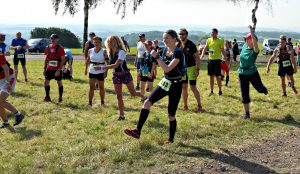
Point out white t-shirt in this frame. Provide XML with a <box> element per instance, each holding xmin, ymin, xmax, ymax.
<box><xmin>0</xmin><ymin>43</ymin><xmax>10</xmax><ymax>54</ymax></box>
<box><xmin>89</xmin><ymin>48</ymin><xmax>106</xmax><ymax>74</ymax></box>
<box><xmin>137</xmin><ymin>41</ymin><xmax>146</xmax><ymax>58</ymax></box>
<box><xmin>118</xmin><ymin>50</ymin><xmax>126</xmax><ymax>61</ymax></box>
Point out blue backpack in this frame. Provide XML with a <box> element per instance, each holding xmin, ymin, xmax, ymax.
<box><xmin>162</xmin><ymin>47</ymin><xmax>187</xmax><ymax>76</ymax></box>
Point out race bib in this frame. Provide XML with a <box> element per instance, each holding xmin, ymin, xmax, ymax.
<box><xmin>282</xmin><ymin>60</ymin><xmax>291</xmax><ymax>67</ymax></box>
<box><xmin>17</xmin><ymin>54</ymin><xmax>25</xmax><ymax>59</ymax></box>
<box><xmin>49</xmin><ymin>61</ymin><xmax>58</xmax><ymax>67</ymax></box>
<box><xmin>158</xmin><ymin>78</ymin><xmax>172</xmax><ymax>91</ymax></box>
<box><xmin>209</xmin><ymin>49</ymin><xmax>215</xmax><ymax>56</ymax></box>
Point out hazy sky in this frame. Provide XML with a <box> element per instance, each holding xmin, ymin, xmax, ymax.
<box><xmin>1</xmin><ymin>0</ymin><xmax>299</xmax><ymax>31</ymax></box>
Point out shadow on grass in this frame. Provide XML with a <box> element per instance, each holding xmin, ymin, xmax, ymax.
<box><xmin>61</xmin><ymin>102</ymin><xmax>82</xmax><ymax>110</ymax></box>
<box><xmin>7</xmin><ymin>126</ymin><xmax>43</xmax><ymax>141</ymax></box>
<box><xmin>225</xmin><ymin>94</ymin><xmax>272</xmax><ymax>103</ymax></box>
<box><xmin>28</xmin><ymin>81</ymin><xmax>44</xmax><ymax>87</ymax></box>
<box><xmin>252</xmin><ymin>114</ymin><xmax>300</xmax><ymax>128</ymax></box>
<box><xmin>71</xmin><ymin>78</ymin><xmax>88</xmax><ymax>84</ymax></box>
<box><xmin>105</xmin><ymin>89</ymin><xmax>131</xmax><ymax>97</ymax></box>
<box><xmin>147</xmin><ymin>118</ymin><xmax>168</xmax><ymax>130</ymax></box>
<box><xmin>170</xmin><ymin>143</ymin><xmax>278</xmax><ymax>174</ymax></box>
<box><xmin>11</xmin><ymin>91</ymin><xmax>33</xmax><ymax>98</ymax></box>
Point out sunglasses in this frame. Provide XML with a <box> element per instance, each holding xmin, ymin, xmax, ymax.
<box><xmin>179</xmin><ymin>33</ymin><xmax>186</xmax><ymax>36</ymax></box>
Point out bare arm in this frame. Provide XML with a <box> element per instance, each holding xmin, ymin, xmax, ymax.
<box><xmin>194</xmin><ymin>52</ymin><xmax>200</xmax><ymax>70</ymax></box>
<box><xmin>104</xmin><ymin>59</ymin><xmax>123</xmax><ymax>70</ymax></box>
<box><xmin>221</xmin><ymin>48</ymin><xmax>227</xmax><ymax>61</ymax></box>
<box><xmin>266</xmin><ymin>49</ymin><xmax>277</xmax><ymax>73</ymax></box>
<box><xmin>200</xmin><ymin>46</ymin><xmax>208</xmax><ymax>59</ymax></box>
<box><xmin>2</xmin><ymin>64</ymin><xmax>10</xmax><ymax>81</ymax></box>
<box><xmin>157</xmin><ymin>58</ymin><xmax>180</xmax><ymax>74</ymax></box>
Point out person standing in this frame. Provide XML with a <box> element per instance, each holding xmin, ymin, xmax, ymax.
<box><xmin>124</xmin><ymin>30</ymin><xmax>185</xmax><ymax>144</ymax></box>
<box><xmin>139</xmin><ymin>40</ymin><xmax>157</xmax><ymax>96</ymax></box>
<box><xmin>121</xmin><ymin>36</ymin><xmax>130</xmax><ymax>53</ymax></box>
<box><xmin>135</xmin><ymin>34</ymin><xmax>146</xmax><ymax>91</ymax></box>
<box><xmin>238</xmin><ymin>26</ymin><xmax>268</xmax><ymax>119</ymax></box>
<box><xmin>102</xmin><ymin>36</ymin><xmax>145</xmax><ymax>120</ymax></box>
<box><xmin>43</xmin><ymin>34</ymin><xmax>66</xmax><ymax>103</ymax></box>
<box><xmin>0</xmin><ymin>53</ymin><xmax>25</xmax><ymax>128</ymax></box>
<box><xmin>84</xmin><ymin>32</ymin><xmax>96</xmax><ymax>74</ymax></box>
<box><xmin>266</xmin><ymin>35</ymin><xmax>298</xmax><ymax>96</ymax></box>
<box><xmin>63</xmin><ymin>49</ymin><xmax>74</xmax><ymax>80</ymax></box>
<box><xmin>221</xmin><ymin>40</ymin><xmax>231</xmax><ymax>86</ymax></box>
<box><xmin>200</xmin><ymin>28</ymin><xmax>227</xmax><ymax>96</ymax></box>
<box><xmin>10</xmin><ymin>32</ymin><xmax>29</xmax><ymax>82</ymax></box>
<box><xmin>0</xmin><ymin>34</ymin><xmax>10</xmax><ymax>56</ymax></box>
<box><xmin>86</xmin><ymin>36</ymin><xmax>109</xmax><ymax>106</ymax></box>
<box><xmin>179</xmin><ymin>28</ymin><xmax>204</xmax><ymax>112</ymax></box>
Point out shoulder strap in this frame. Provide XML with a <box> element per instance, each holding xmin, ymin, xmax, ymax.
<box><xmin>162</xmin><ymin>47</ymin><xmax>168</xmax><ymax>60</ymax></box>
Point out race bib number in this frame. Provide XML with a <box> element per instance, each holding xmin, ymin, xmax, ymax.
<box><xmin>209</xmin><ymin>49</ymin><xmax>215</xmax><ymax>56</ymax></box>
<box><xmin>49</xmin><ymin>61</ymin><xmax>58</xmax><ymax>67</ymax></box>
<box><xmin>282</xmin><ymin>60</ymin><xmax>291</xmax><ymax>67</ymax></box>
<box><xmin>158</xmin><ymin>78</ymin><xmax>172</xmax><ymax>91</ymax></box>
<box><xmin>17</xmin><ymin>54</ymin><xmax>25</xmax><ymax>59</ymax></box>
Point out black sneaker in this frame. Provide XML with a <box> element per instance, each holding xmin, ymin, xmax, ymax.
<box><xmin>219</xmin><ymin>91</ymin><xmax>223</xmax><ymax>96</ymax></box>
<box><xmin>124</xmin><ymin>128</ymin><xmax>140</xmax><ymax>139</ymax></box>
<box><xmin>44</xmin><ymin>96</ymin><xmax>51</xmax><ymax>102</ymax></box>
<box><xmin>146</xmin><ymin>87</ymin><xmax>150</xmax><ymax>92</ymax></box>
<box><xmin>14</xmin><ymin>114</ymin><xmax>25</xmax><ymax>126</ymax></box>
<box><xmin>135</xmin><ymin>86</ymin><xmax>140</xmax><ymax>91</ymax></box>
<box><xmin>209</xmin><ymin>92</ymin><xmax>214</xmax><ymax>97</ymax></box>
<box><xmin>243</xmin><ymin>114</ymin><xmax>250</xmax><ymax>120</ymax></box>
<box><xmin>58</xmin><ymin>97</ymin><xmax>63</xmax><ymax>103</ymax></box>
<box><xmin>118</xmin><ymin>116</ymin><xmax>125</xmax><ymax>121</ymax></box>
<box><xmin>288</xmin><ymin>82</ymin><xmax>292</xmax><ymax>88</ymax></box>
<box><xmin>0</xmin><ymin>122</ymin><xmax>9</xmax><ymax>128</ymax></box>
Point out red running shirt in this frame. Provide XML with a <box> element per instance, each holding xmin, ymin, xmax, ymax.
<box><xmin>0</xmin><ymin>54</ymin><xmax>14</xmax><ymax>79</ymax></box>
<box><xmin>45</xmin><ymin>44</ymin><xmax>65</xmax><ymax>70</ymax></box>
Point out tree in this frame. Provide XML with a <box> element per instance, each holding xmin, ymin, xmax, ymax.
<box><xmin>51</xmin><ymin>0</ymin><xmax>144</xmax><ymax>50</ymax></box>
<box><xmin>31</xmin><ymin>27</ymin><xmax>81</xmax><ymax>48</ymax></box>
<box><xmin>227</xmin><ymin>0</ymin><xmax>272</xmax><ymax>32</ymax></box>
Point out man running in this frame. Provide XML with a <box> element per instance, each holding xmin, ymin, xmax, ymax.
<box><xmin>267</xmin><ymin>35</ymin><xmax>298</xmax><ymax>96</ymax></box>
<box><xmin>179</xmin><ymin>28</ymin><xmax>204</xmax><ymax>112</ymax></box>
<box><xmin>200</xmin><ymin>28</ymin><xmax>227</xmax><ymax>96</ymax></box>
<box><xmin>10</xmin><ymin>32</ymin><xmax>29</xmax><ymax>82</ymax></box>
<box><xmin>43</xmin><ymin>34</ymin><xmax>66</xmax><ymax>103</ymax></box>
<box><xmin>135</xmin><ymin>33</ymin><xmax>146</xmax><ymax>91</ymax></box>
<box><xmin>0</xmin><ymin>34</ymin><xmax>10</xmax><ymax>56</ymax></box>
<box><xmin>0</xmin><ymin>53</ymin><xmax>24</xmax><ymax>128</ymax></box>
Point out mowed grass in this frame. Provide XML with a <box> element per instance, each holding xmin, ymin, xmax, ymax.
<box><xmin>0</xmin><ymin>59</ymin><xmax>299</xmax><ymax>173</ymax></box>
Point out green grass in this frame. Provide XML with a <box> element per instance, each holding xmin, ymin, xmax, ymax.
<box><xmin>0</xmin><ymin>60</ymin><xmax>299</xmax><ymax>173</ymax></box>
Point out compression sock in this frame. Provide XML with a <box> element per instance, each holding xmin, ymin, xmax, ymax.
<box><xmin>59</xmin><ymin>86</ymin><xmax>64</xmax><ymax>98</ymax></box>
<box><xmin>137</xmin><ymin>109</ymin><xmax>150</xmax><ymax>131</ymax></box>
<box><xmin>45</xmin><ymin>86</ymin><xmax>50</xmax><ymax>97</ymax></box>
<box><xmin>169</xmin><ymin>119</ymin><xmax>177</xmax><ymax>143</ymax></box>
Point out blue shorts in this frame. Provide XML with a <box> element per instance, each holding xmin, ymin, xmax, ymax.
<box><xmin>136</xmin><ymin>60</ymin><xmax>141</xmax><ymax>70</ymax></box>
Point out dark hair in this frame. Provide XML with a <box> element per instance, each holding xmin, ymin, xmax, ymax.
<box><xmin>93</xmin><ymin>36</ymin><xmax>102</xmax><ymax>42</ymax></box>
<box><xmin>180</xmin><ymin>28</ymin><xmax>188</xmax><ymax>35</ymax></box>
<box><xmin>212</xmin><ymin>28</ymin><xmax>218</xmax><ymax>35</ymax></box>
<box><xmin>288</xmin><ymin>38</ymin><xmax>292</xmax><ymax>41</ymax></box>
<box><xmin>165</xmin><ymin>29</ymin><xmax>182</xmax><ymax>48</ymax></box>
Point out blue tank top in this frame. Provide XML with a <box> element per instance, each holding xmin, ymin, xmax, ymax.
<box><xmin>0</xmin><ymin>43</ymin><xmax>7</xmax><ymax>54</ymax></box>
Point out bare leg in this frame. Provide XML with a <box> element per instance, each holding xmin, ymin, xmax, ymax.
<box><xmin>114</xmin><ymin>84</ymin><xmax>124</xmax><ymax>116</ymax></box>
<box><xmin>14</xmin><ymin>65</ymin><xmax>18</xmax><ymax>80</ymax></box>
<box><xmin>182</xmin><ymin>83</ymin><xmax>188</xmax><ymax>109</ymax></box>
<box><xmin>98</xmin><ymin>80</ymin><xmax>105</xmax><ymax>104</ymax></box>
<box><xmin>22</xmin><ymin>65</ymin><xmax>28</xmax><ymax>81</ymax></box>
<box><xmin>140</xmin><ymin>81</ymin><xmax>146</xmax><ymax>96</ymax></box>
<box><xmin>89</xmin><ymin>78</ymin><xmax>96</xmax><ymax>104</ymax></box>
<box><xmin>216</xmin><ymin>76</ymin><xmax>222</xmax><ymax>92</ymax></box>
<box><xmin>126</xmin><ymin>81</ymin><xmax>144</xmax><ymax>98</ymax></box>
<box><xmin>0</xmin><ymin>92</ymin><xmax>18</xmax><ymax>114</ymax></box>
<box><xmin>0</xmin><ymin>106</ymin><xmax>7</xmax><ymax>122</ymax></box>
<box><xmin>210</xmin><ymin>75</ymin><xmax>214</xmax><ymax>92</ymax></box>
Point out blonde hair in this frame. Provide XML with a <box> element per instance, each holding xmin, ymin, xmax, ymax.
<box><xmin>104</xmin><ymin>36</ymin><xmax>126</xmax><ymax>56</ymax></box>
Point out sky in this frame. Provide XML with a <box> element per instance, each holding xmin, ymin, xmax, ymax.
<box><xmin>1</xmin><ymin>0</ymin><xmax>299</xmax><ymax>31</ymax></box>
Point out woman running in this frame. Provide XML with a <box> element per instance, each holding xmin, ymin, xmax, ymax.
<box><xmin>238</xmin><ymin>26</ymin><xmax>268</xmax><ymax>119</ymax></box>
<box><xmin>0</xmin><ymin>53</ymin><xmax>24</xmax><ymax>128</ymax></box>
<box><xmin>86</xmin><ymin>36</ymin><xmax>109</xmax><ymax>106</ymax></box>
<box><xmin>124</xmin><ymin>29</ymin><xmax>185</xmax><ymax>144</ymax></box>
<box><xmin>102</xmin><ymin>36</ymin><xmax>145</xmax><ymax>120</ymax></box>
<box><xmin>139</xmin><ymin>40</ymin><xmax>157</xmax><ymax>96</ymax></box>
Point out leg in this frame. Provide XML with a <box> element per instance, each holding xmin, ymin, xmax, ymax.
<box><xmin>148</xmin><ymin>82</ymin><xmax>153</xmax><ymax>92</ymax></box>
<box><xmin>216</xmin><ymin>76</ymin><xmax>222</xmax><ymax>93</ymax></box>
<box><xmin>44</xmin><ymin>79</ymin><xmax>51</xmax><ymax>100</ymax></box>
<box><xmin>57</xmin><ymin>80</ymin><xmax>63</xmax><ymax>102</ymax></box>
<box><xmin>280</xmin><ymin>76</ymin><xmax>286</xmax><ymax>95</ymax></box>
<box><xmin>89</xmin><ymin>78</ymin><xmax>96</xmax><ymax>105</ymax></box>
<box><xmin>140</xmin><ymin>81</ymin><xmax>146</xmax><ymax>96</ymax></box>
<box><xmin>182</xmin><ymin>83</ymin><xmax>189</xmax><ymax>109</ymax></box>
<box><xmin>239</xmin><ymin>74</ymin><xmax>251</xmax><ymax>118</ymax></box>
<box><xmin>190</xmin><ymin>84</ymin><xmax>203</xmax><ymax>110</ymax></box>
<box><xmin>22</xmin><ymin>65</ymin><xmax>28</xmax><ymax>81</ymax></box>
<box><xmin>98</xmin><ymin>80</ymin><xmax>105</xmax><ymax>104</ymax></box>
<box><xmin>0</xmin><ymin>106</ymin><xmax>7</xmax><ymax>122</ymax></box>
<box><xmin>210</xmin><ymin>75</ymin><xmax>214</xmax><ymax>93</ymax></box>
<box><xmin>14</xmin><ymin>65</ymin><xmax>18</xmax><ymax>80</ymax></box>
<box><xmin>126</xmin><ymin>81</ymin><xmax>144</xmax><ymax>98</ymax></box>
<box><xmin>289</xmin><ymin>75</ymin><xmax>298</xmax><ymax>94</ymax></box>
<box><xmin>114</xmin><ymin>84</ymin><xmax>125</xmax><ymax>117</ymax></box>
<box><xmin>0</xmin><ymin>92</ymin><xmax>18</xmax><ymax>113</ymax></box>
<box><xmin>249</xmin><ymin>71</ymin><xmax>268</xmax><ymax>94</ymax></box>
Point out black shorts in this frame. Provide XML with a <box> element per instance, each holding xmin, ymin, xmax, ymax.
<box><xmin>207</xmin><ymin>59</ymin><xmax>221</xmax><ymax>76</ymax></box>
<box><xmin>278</xmin><ymin>65</ymin><xmax>294</xmax><ymax>77</ymax></box>
<box><xmin>140</xmin><ymin>75</ymin><xmax>154</xmax><ymax>82</ymax></box>
<box><xmin>45</xmin><ymin>70</ymin><xmax>62</xmax><ymax>81</ymax></box>
<box><xmin>13</xmin><ymin>54</ymin><xmax>26</xmax><ymax>66</ymax></box>
<box><xmin>89</xmin><ymin>73</ymin><xmax>104</xmax><ymax>81</ymax></box>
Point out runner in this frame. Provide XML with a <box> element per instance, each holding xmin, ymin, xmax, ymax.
<box><xmin>135</xmin><ymin>34</ymin><xmax>146</xmax><ymax>91</ymax></box>
<box><xmin>0</xmin><ymin>53</ymin><xmax>25</xmax><ymax>128</ymax></box>
<box><xmin>63</xmin><ymin>49</ymin><xmax>73</xmax><ymax>80</ymax></box>
<box><xmin>84</xmin><ymin>32</ymin><xmax>95</xmax><ymax>61</ymax></box>
<box><xmin>297</xmin><ymin>40</ymin><xmax>300</xmax><ymax>67</ymax></box>
<box><xmin>86</xmin><ymin>36</ymin><xmax>108</xmax><ymax>106</ymax></box>
<box><xmin>139</xmin><ymin>40</ymin><xmax>157</xmax><ymax>96</ymax></box>
<box><xmin>0</xmin><ymin>33</ymin><xmax>10</xmax><ymax>56</ymax></box>
<box><xmin>200</xmin><ymin>28</ymin><xmax>227</xmax><ymax>96</ymax></box>
<box><xmin>238</xmin><ymin>26</ymin><xmax>268</xmax><ymax>119</ymax></box>
<box><xmin>266</xmin><ymin>35</ymin><xmax>298</xmax><ymax>96</ymax></box>
<box><xmin>179</xmin><ymin>28</ymin><xmax>204</xmax><ymax>112</ymax></box>
<box><xmin>102</xmin><ymin>36</ymin><xmax>145</xmax><ymax>120</ymax></box>
<box><xmin>10</xmin><ymin>32</ymin><xmax>29</xmax><ymax>82</ymax></box>
<box><xmin>221</xmin><ymin>40</ymin><xmax>231</xmax><ymax>86</ymax></box>
<box><xmin>124</xmin><ymin>29</ymin><xmax>185</xmax><ymax>145</ymax></box>
<box><xmin>43</xmin><ymin>34</ymin><xmax>66</xmax><ymax>103</ymax></box>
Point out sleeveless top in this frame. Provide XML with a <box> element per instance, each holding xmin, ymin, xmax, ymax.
<box><xmin>89</xmin><ymin>48</ymin><xmax>106</xmax><ymax>74</ymax></box>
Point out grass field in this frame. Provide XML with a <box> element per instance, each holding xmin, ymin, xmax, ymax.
<box><xmin>0</xmin><ymin>60</ymin><xmax>299</xmax><ymax>173</ymax></box>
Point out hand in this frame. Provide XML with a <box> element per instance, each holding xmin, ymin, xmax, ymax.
<box><xmin>17</xmin><ymin>46</ymin><xmax>22</xmax><ymax>50</ymax></box>
<box><xmin>151</xmin><ymin>50</ymin><xmax>158</xmax><ymax>59</ymax></box>
<box><xmin>266</xmin><ymin>67</ymin><xmax>270</xmax><ymax>74</ymax></box>
<box><xmin>6</xmin><ymin>83</ymin><xmax>11</xmax><ymax>93</ymax></box>
<box><xmin>249</xmin><ymin>25</ymin><xmax>254</xmax><ymax>33</ymax></box>
<box><xmin>55</xmin><ymin>70</ymin><xmax>61</xmax><ymax>77</ymax></box>
<box><xmin>43</xmin><ymin>70</ymin><xmax>46</xmax><ymax>76</ymax></box>
<box><xmin>84</xmin><ymin>69</ymin><xmax>88</xmax><ymax>76</ymax></box>
<box><xmin>94</xmin><ymin>66</ymin><xmax>102</xmax><ymax>71</ymax></box>
<box><xmin>148</xmin><ymin>74</ymin><xmax>153</xmax><ymax>79</ymax></box>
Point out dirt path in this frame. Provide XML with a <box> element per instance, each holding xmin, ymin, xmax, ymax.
<box><xmin>166</xmin><ymin>128</ymin><xmax>300</xmax><ymax>174</ymax></box>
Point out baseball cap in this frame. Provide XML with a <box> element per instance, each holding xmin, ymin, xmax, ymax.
<box><xmin>139</xmin><ymin>33</ymin><xmax>145</xmax><ymax>37</ymax></box>
<box><xmin>50</xmin><ymin>34</ymin><xmax>59</xmax><ymax>39</ymax></box>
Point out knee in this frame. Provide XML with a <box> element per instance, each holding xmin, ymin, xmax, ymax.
<box><xmin>143</xmin><ymin>100</ymin><xmax>152</xmax><ymax>109</ymax></box>
<box><xmin>89</xmin><ymin>85</ymin><xmax>95</xmax><ymax>91</ymax></box>
<box><xmin>168</xmin><ymin>115</ymin><xmax>176</xmax><ymax>121</ymax></box>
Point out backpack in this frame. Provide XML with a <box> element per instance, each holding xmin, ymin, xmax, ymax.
<box><xmin>162</xmin><ymin>47</ymin><xmax>187</xmax><ymax>76</ymax></box>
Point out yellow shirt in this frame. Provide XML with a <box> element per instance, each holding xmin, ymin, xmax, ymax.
<box><xmin>206</xmin><ymin>37</ymin><xmax>224</xmax><ymax>60</ymax></box>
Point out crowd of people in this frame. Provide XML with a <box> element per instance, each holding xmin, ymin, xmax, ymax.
<box><xmin>0</xmin><ymin>25</ymin><xmax>299</xmax><ymax>144</ymax></box>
